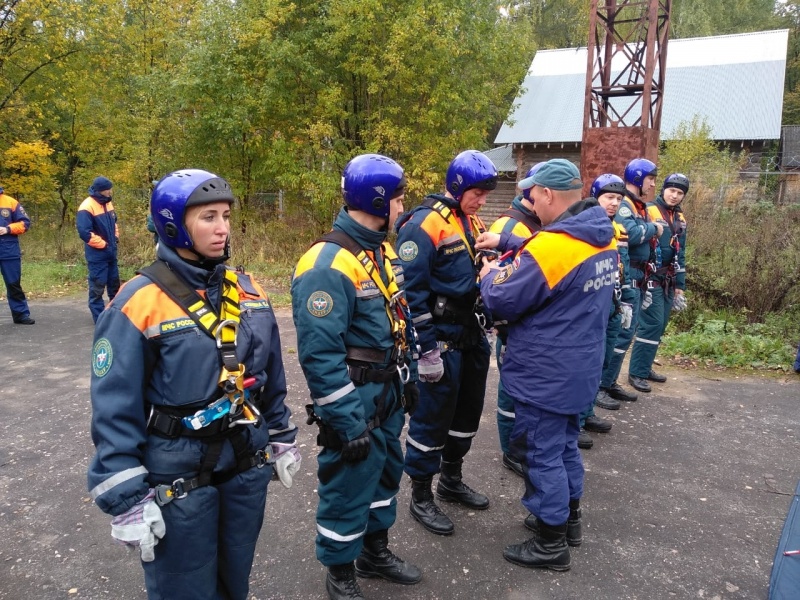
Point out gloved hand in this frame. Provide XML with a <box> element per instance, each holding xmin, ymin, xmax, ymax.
<box><xmin>672</xmin><ymin>292</ymin><xmax>687</xmax><ymax>312</ymax></box>
<box><xmin>110</xmin><ymin>489</ymin><xmax>166</xmax><ymax>562</ymax></box>
<box><xmin>641</xmin><ymin>290</ymin><xmax>653</xmax><ymax>310</ymax></box>
<box><xmin>271</xmin><ymin>442</ymin><xmax>302</xmax><ymax>489</ymax></box>
<box><xmin>620</xmin><ymin>303</ymin><xmax>633</xmax><ymax>330</ymax></box>
<box><xmin>401</xmin><ymin>382</ymin><xmax>420</xmax><ymax>415</ymax></box>
<box><xmin>341</xmin><ymin>429</ymin><xmax>371</xmax><ymax>462</ymax></box>
<box><xmin>418</xmin><ymin>348</ymin><xmax>444</xmax><ymax>383</ymax></box>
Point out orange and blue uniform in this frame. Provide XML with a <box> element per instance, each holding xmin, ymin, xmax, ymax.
<box><xmin>291</xmin><ymin>208</ymin><xmax>415</xmax><ymax>566</ymax></box>
<box><xmin>396</xmin><ymin>194</ymin><xmax>491</xmax><ymax>479</ymax></box>
<box><xmin>88</xmin><ymin>243</ymin><xmax>295</xmax><ymax>599</ymax></box>
<box><xmin>629</xmin><ymin>196</ymin><xmax>687</xmax><ymax>378</ymax></box>
<box><xmin>488</xmin><ymin>197</ymin><xmax>541</xmax><ymax>457</ymax></box>
<box><xmin>0</xmin><ymin>190</ymin><xmax>33</xmax><ymax>322</ymax></box>
<box><xmin>481</xmin><ymin>200</ymin><xmax>615</xmax><ymax>525</ymax></box>
<box><xmin>77</xmin><ymin>194</ymin><xmax>120</xmax><ymax>322</ymax></box>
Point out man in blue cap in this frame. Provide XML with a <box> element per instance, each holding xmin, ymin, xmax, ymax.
<box><xmin>476</xmin><ymin>158</ymin><xmax>616</xmax><ymax>571</ymax></box>
<box><xmin>77</xmin><ymin>176</ymin><xmax>120</xmax><ymax>323</ymax></box>
<box><xmin>0</xmin><ymin>185</ymin><xmax>34</xmax><ymax>324</ymax></box>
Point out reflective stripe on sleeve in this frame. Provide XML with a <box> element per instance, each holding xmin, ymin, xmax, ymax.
<box><xmin>90</xmin><ymin>466</ymin><xmax>148</xmax><ymax>501</ymax></box>
<box><xmin>315</xmin><ymin>382</ymin><xmax>356</xmax><ymax>406</ymax></box>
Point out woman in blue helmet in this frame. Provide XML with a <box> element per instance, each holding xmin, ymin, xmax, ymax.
<box><xmin>87</xmin><ymin>169</ymin><xmax>298</xmax><ymax>600</ymax></box>
<box><xmin>292</xmin><ymin>154</ymin><xmax>422</xmax><ymax>600</ymax></box>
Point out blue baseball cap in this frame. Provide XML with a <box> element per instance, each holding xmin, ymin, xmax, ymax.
<box><xmin>518</xmin><ymin>159</ymin><xmax>582</xmax><ymax>191</ymax></box>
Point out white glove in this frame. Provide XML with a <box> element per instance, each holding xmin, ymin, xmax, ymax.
<box><xmin>418</xmin><ymin>348</ymin><xmax>445</xmax><ymax>383</ymax></box>
<box><xmin>641</xmin><ymin>290</ymin><xmax>653</xmax><ymax>310</ymax></box>
<box><xmin>271</xmin><ymin>442</ymin><xmax>302</xmax><ymax>489</ymax></box>
<box><xmin>110</xmin><ymin>489</ymin><xmax>166</xmax><ymax>563</ymax></box>
<box><xmin>672</xmin><ymin>293</ymin><xmax>687</xmax><ymax>312</ymax></box>
<box><xmin>620</xmin><ymin>303</ymin><xmax>633</xmax><ymax>330</ymax></box>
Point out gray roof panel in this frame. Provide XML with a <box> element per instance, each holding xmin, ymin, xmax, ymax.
<box><xmin>496</xmin><ymin>30</ymin><xmax>788</xmax><ymax>144</ymax></box>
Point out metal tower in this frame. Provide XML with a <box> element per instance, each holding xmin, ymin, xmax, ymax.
<box><xmin>580</xmin><ymin>0</ymin><xmax>672</xmax><ymax>192</ymax></box>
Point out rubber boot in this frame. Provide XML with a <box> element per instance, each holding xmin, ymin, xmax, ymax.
<box><xmin>525</xmin><ymin>499</ymin><xmax>582</xmax><ymax>546</ymax></box>
<box><xmin>436</xmin><ymin>459</ymin><xmax>489</xmax><ymax>510</ymax></box>
<box><xmin>503</xmin><ymin>519</ymin><xmax>571</xmax><ymax>571</ymax></box>
<box><xmin>410</xmin><ymin>477</ymin><xmax>454</xmax><ymax>536</ymax></box>
<box><xmin>326</xmin><ymin>562</ymin><xmax>365</xmax><ymax>600</ymax></box>
<box><xmin>355</xmin><ymin>530</ymin><xmax>423</xmax><ymax>585</ymax></box>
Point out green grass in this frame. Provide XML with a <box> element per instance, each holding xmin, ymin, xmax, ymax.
<box><xmin>660</xmin><ymin>313</ymin><xmax>797</xmax><ymax>371</ymax></box>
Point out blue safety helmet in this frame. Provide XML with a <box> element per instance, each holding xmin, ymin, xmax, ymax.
<box><xmin>623</xmin><ymin>158</ymin><xmax>657</xmax><ymax>189</ymax></box>
<box><xmin>521</xmin><ymin>162</ymin><xmax>546</xmax><ymax>201</ymax></box>
<box><xmin>150</xmin><ymin>169</ymin><xmax>236</xmax><ymax>250</ymax></box>
<box><xmin>445</xmin><ymin>150</ymin><xmax>498</xmax><ymax>202</ymax></box>
<box><xmin>342</xmin><ymin>154</ymin><xmax>406</xmax><ymax>219</ymax></box>
<box><xmin>590</xmin><ymin>173</ymin><xmax>626</xmax><ymax>199</ymax></box>
<box><xmin>662</xmin><ymin>172</ymin><xmax>690</xmax><ymax>195</ymax></box>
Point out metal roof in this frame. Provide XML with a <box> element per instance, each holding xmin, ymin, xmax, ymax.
<box><xmin>482</xmin><ymin>144</ymin><xmax>516</xmax><ymax>172</ymax></box>
<box><xmin>495</xmin><ymin>29</ymin><xmax>789</xmax><ymax>145</ymax></box>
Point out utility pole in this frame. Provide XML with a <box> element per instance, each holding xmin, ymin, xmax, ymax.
<box><xmin>580</xmin><ymin>0</ymin><xmax>672</xmax><ymax>192</ymax></box>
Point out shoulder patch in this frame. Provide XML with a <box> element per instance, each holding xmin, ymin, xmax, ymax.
<box><xmin>398</xmin><ymin>241</ymin><xmax>418</xmax><ymax>262</ymax></box>
<box><xmin>0</xmin><ymin>209</ymin><xmax>10</xmax><ymax>218</ymax></box>
<box><xmin>618</xmin><ymin>206</ymin><xmax>632</xmax><ymax>218</ymax></box>
<box><xmin>92</xmin><ymin>338</ymin><xmax>113</xmax><ymax>377</ymax></box>
<box><xmin>492</xmin><ymin>265</ymin><xmax>514</xmax><ymax>285</ymax></box>
<box><xmin>307</xmin><ymin>291</ymin><xmax>334</xmax><ymax>317</ymax></box>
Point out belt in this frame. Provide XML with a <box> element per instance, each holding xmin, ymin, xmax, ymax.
<box><xmin>147</xmin><ymin>404</ymin><xmax>237</xmax><ymax>439</ymax></box>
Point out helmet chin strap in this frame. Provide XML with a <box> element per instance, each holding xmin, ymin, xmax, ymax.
<box><xmin>179</xmin><ymin>239</ymin><xmax>230</xmax><ymax>269</ymax></box>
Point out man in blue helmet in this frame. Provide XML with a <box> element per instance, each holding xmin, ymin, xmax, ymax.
<box><xmin>292</xmin><ymin>154</ymin><xmax>422</xmax><ymax>600</ymax></box>
<box><xmin>77</xmin><ymin>176</ymin><xmax>120</xmax><ymax>323</ymax></box>
<box><xmin>487</xmin><ymin>163</ymin><xmax>543</xmax><ymax>476</ymax></box>
<box><xmin>0</xmin><ymin>185</ymin><xmax>34</xmax><ymax>324</ymax></box>
<box><xmin>598</xmin><ymin>158</ymin><xmax>664</xmax><ymax>401</ymax></box>
<box><xmin>396</xmin><ymin>149</ymin><xmax>496</xmax><ymax>536</ymax></box>
<box><xmin>628</xmin><ymin>174</ymin><xmax>689</xmax><ymax>386</ymax></box>
<box><xmin>88</xmin><ymin>169</ymin><xmax>298</xmax><ymax>599</ymax></box>
<box><xmin>476</xmin><ymin>158</ymin><xmax>616</xmax><ymax>571</ymax></box>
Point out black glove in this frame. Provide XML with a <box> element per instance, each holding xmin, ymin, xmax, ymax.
<box><xmin>402</xmin><ymin>382</ymin><xmax>420</xmax><ymax>416</ymax></box>
<box><xmin>341</xmin><ymin>430</ymin><xmax>371</xmax><ymax>463</ymax></box>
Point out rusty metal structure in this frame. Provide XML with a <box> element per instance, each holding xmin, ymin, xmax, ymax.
<box><xmin>580</xmin><ymin>0</ymin><xmax>672</xmax><ymax>193</ymax></box>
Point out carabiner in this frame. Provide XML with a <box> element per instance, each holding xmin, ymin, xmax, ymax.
<box><xmin>215</xmin><ymin>319</ymin><xmax>239</xmax><ymax>348</ymax></box>
<box><xmin>396</xmin><ymin>363</ymin><xmax>410</xmax><ymax>384</ymax></box>
<box><xmin>475</xmin><ymin>312</ymin><xmax>487</xmax><ymax>329</ymax></box>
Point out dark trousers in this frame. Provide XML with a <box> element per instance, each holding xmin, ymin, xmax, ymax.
<box><xmin>404</xmin><ymin>337</ymin><xmax>491</xmax><ymax>479</ymax></box>
<box><xmin>87</xmin><ymin>257</ymin><xmax>120</xmax><ymax>323</ymax></box>
<box><xmin>316</xmin><ymin>404</ymin><xmax>404</xmax><ymax>566</ymax></box>
<box><xmin>0</xmin><ymin>258</ymin><xmax>31</xmax><ymax>320</ymax></box>
<box><xmin>142</xmin><ymin>465</ymin><xmax>272</xmax><ymax>600</ymax></box>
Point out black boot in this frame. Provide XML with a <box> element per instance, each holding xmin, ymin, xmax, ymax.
<box><xmin>605</xmin><ymin>382</ymin><xmax>638</xmax><ymax>402</ymax></box>
<box><xmin>410</xmin><ymin>477</ymin><xmax>454</xmax><ymax>536</ymax></box>
<box><xmin>628</xmin><ymin>374</ymin><xmax>652</xmax><ymax>392</ymax></box>
<box><xmin>523</xmin><ymin>499</ymin><xmax>582</xmax><ymax>547</ymax></box>
<box><xmin>326</xmin><ymin>563</ymin><xmax>365</xmax><ymax>600</ymax></box>
<box><xmin>647</xmin><ymin>369</ymin><xmax>667</xmax><ymax>383</ymax></box>
<box><xmin>436</xmin><ymin>459</ymin><xmax>489</xmax><ymax>510</ymax></box>
<box><xmin>502</xmin><ymin>452</ymin><xmax>525</xmax><ymax>478</ymax></box>
<box><xmin>504</xmin><ymin>519</ymin><xmax>571</xmax><ymax>571</ymax></box>
<box><xmin>355</xmin><ymin>530</ymin><xmax>423</xmax><ymax>585</ymax></box>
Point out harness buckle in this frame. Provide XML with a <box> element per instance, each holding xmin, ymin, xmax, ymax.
<box><xmin>171</xmin><ymin>478</ymin><xmax>189</xmax><ymax>500</ymax></box>
<box><xmin>154</xmin><ymin>484</ymin><xmax>175</xmax><ymax>507</ymax></box>
<box><xmin>475</xmin><ymin>312</ymin><xmax>487</xmax><ymax>329</ymax></box>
